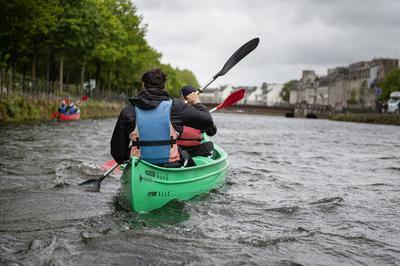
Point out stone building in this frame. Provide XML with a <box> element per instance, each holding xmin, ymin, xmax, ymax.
<box><xmin>344</xmin><ymin>59</ymin><xmax>398</xmax><ymax>109</ymax></box>
<box><xmin>326</xmin><ymin>67</ymin><xmax>348</xmax><ymax>110</ymax></box>
<box><xmin>290</xmin><ymin>58</ymin><xmax>399</xmax><ymax>110</ymax></box>
<box><xmin>289</xmin><ymin>70</ymin><xmax>317</xmax><ymax>104</ymax></box>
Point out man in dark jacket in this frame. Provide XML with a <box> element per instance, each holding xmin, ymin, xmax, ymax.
<box><xmin>110</xmin><ymin>68</ymin><xmax>216</xmax><ymax>167</ymax></box>
<box><xmin>178</xmin><ymin>85</ymin><xmax>217</xmax><ymax>157</ymax></box>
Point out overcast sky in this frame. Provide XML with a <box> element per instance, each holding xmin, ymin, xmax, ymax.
<box><xmin>134</xmin><ymin>0</ymin><xmax>400</xmax><ymax>86</ymax></box>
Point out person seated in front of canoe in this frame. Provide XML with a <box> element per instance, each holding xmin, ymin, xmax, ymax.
<box><xmin>178</xmin><ymin>85</ymin><xmax>217</xmax><ymax>157</ymax></box>
<box><xmin>110</xmin><ymin>68</ymin><xmax>216</xmax><ymax>168</ymax></box>
<box><xmin>58</xmin><ymin>100</ymin><xmax>68</xmax><ymax>114</ymax></box>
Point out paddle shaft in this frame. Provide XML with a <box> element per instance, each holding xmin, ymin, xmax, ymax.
<box><xmin>209</xmin><ymin>106</ymin><xmax>218</xmax><ymax>113</ymax></box>
<box><xmin>98</xmin><ymin>163</ymin><xmax>120</xmax><ymax>183</ymax></box>
<box><xmin>198</xmin><ymin>77</ymin><xmax>216</xmax><ymax>93</ymax></box>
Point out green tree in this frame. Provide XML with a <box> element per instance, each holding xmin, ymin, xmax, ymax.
<box><xmin>157</xmin><ymin>65</ymin><xmax>199</xmax><ymax>97</ymax></box>
<box><xmin>0</xmin><ymin>0</ymin><xmax>61</xmax><ymax>84</ymax></box>
<box><xmin>379</xmin><ymin>68</ymin><xmax>400</xmax><ymax>100</ymax></box>
<box><xmin>50</xmin><ymin>0</ymin><xmax>99</xmax><ymax>90</ymax></box>
<box><xmin>108</xmin><ymin>0</ymin><xmax>161</xmax><ymax>94</ymax></box>
<box><xmin>0</xmin><ymin>0</ymin><xmax>200</xmax><ymax>97</ymax></box>
<box><xmin>159</xmin><ymin>64</ymin><xmax>181</xmax><ymax>96</ymax></box>
<box><xmin>175</xmin><ymin>68</ymin><xmax>199</xmax><ymax>88</ymax></box>
<box><xmin>91</xmin><ymin>0</ymin><xmax>125</xmax><ymax>90</ymax></box>
<box><xmin>280</xmin><ymin>80</ymin><xmax>297</xmax><ymax>103</ymax></box>
<box><xmin>19</xmin><ymin>0</ymin><xmax>61</xmax><ymax>84</ymax></box>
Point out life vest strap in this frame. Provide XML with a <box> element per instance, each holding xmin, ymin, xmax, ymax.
<box><xmin>132</xmin><ymin>137</ymin><xmax>177</xmax><ymax>149</ymax></box>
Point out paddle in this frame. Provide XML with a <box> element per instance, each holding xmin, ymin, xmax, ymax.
<box><xmin>197</xmin><ymin>37</ymin><xmax>259</xmax><ymax>93</ymax></box>
<box><xmin>209</xmin><ymin>88</ymin><xmax>246</xmax><ymax>112</ymax></box>
<box><xmin>78</xmin><ymin>163</ymin><xmax>120</xmax><ymax>192</ymax></box>
<box><xmin>78</xmin><ymin>88</ymin><xmax>246</xmax><ymax>192</ymax></box>
<box><xmin>76</xmin><ymin>95</ymin><xmax>89</xmax><ymax>105</ymax></box>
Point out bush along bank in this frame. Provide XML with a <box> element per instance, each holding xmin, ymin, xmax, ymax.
<box><xmin>0</xmin><ymin>94</ymin><xmax>125</xmax><ymax>123</ymax></box>
<box><xmin>329</xmin><ymin>113</ymin><xmax>400</xmax><ymax>126</ymax></box>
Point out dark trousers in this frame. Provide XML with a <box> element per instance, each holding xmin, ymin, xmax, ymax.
<box><xmin>180</xmin><ymin>141</ymin><xmax>214</xmax><ymax>157</ymax></box>
<box><xmin>158</xmin><ymin>148</ymin><xmax>196</xmax><ymax>168</ymax></box>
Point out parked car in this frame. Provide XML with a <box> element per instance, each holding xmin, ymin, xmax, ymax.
<box><xmin>387</xmin><ymin>91</ymin><xmax>400</xmax><ymax>113</ymax></box>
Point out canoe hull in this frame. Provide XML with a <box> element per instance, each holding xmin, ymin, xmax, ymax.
<box><xmin>57</xmin><ymin>112</ymin><xmax>80</xmax><ymax>121</ymax></box>
<box><xmin>120</xmin><ymin>143</ymin><xmax>228</xmax><ymax>213</ymax></box>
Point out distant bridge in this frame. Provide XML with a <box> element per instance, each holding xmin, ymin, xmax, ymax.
<box><xmin>203</xmin><ymin>102</ymin><xmax>333</xmax><ymax>118</ymax></box>
<box><xmin>203</xmin><ymin>102</ymin><xmax>295</xmax><ymax>116</ymax></box>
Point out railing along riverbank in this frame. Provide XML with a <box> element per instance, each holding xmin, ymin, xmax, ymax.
<box><xmin>0</xmin><ymin>73</ymin><xmax>131</xmax><ymax>103</ymax></box>
<box><xmin>0</xmin><ymin>81</ymin><xmax>127</xmax><ymax>123</ymax></box>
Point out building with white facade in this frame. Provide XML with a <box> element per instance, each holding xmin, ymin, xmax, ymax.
<box><xmin>200</xmin><ymin>82</ymin><xmax>284</xmax><ymax>106</ymax></box>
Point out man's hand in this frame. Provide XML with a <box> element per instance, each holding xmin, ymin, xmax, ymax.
<box><xmin>206</xmin><ymin>124</ymin><xmax>217</xmax><ymax>136</ymax></box>
<box><xmin>185</xmin><ymin>92</ymin><xmax>201</xmax><ymax>105</ymax></box>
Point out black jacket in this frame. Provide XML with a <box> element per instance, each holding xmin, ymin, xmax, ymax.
<box><xmin>110</xmin><ymin>88</ymin><xmax>215</xmax><ymax>164</ymax></box>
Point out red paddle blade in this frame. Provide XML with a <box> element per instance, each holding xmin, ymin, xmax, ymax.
<box><xmin>51</xmin><ymin>112</ymin><xmax>59</xmax><ymax>119</ymax></box>
<box><xmin>216</xmin><ymin>88</ymin><xmax>246</xmax><ymax>110</ymax></box>
<box><xmin>100</xmin><ymin>159</ymin><xmax>121</xmax><ymax>172</ymax></box>
<box><xmin>81</xmin><ymin>95</ymin><xmax>89</xmax><ymax>101</ymax></box>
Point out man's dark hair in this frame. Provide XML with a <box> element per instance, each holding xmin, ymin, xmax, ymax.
<box><xmin>141</xmin><ymin>68</ymin><xmax>167</xmax><ymax>89</ymax></box>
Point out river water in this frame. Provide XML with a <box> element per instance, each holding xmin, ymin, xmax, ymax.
<box><xmin>0</xmin><ymin>113</ymin><xmax>399</xmax><ymax>265</ymax></box>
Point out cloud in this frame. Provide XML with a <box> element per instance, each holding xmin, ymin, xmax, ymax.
<box><xmin>135</xmin><ymin>0</ymin><xmax>400</xmax><ymax>85</ymax></box>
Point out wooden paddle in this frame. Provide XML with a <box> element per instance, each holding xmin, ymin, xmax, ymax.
<box><xmin>78</xmin><ymin>88</ymin><xmax>246</xmax><ymax>192</ymax></box>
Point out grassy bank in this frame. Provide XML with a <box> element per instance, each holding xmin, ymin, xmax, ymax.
<box><xmin>0</xmin><ymin>94</ymin><xmax>125</xmax><ymax>123</ymax></box>
<box><xmin>329</xmin><ymin>113</ymin><xmax>400</xmax><ymax>126</ymax></box>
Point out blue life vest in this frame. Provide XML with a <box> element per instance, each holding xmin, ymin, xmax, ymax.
<box><xmin>133</xmin><ymin>100</ymin><xmax>178</xmax><ymax>164</ymax></box>
<box><xmin>68</xmin><ymin>106</ymin><xmax>76</xmax><ymax>114</ymax></box>
<box><xmin>59</xmin><ymin>105</ymin><xmax>67</xmax><ymax>114</ymax></box>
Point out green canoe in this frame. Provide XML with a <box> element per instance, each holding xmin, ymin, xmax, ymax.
<box><xmin>120</xmin><ymin>141</ymin><xmax>228</xmax><ymax>213</ymax></box>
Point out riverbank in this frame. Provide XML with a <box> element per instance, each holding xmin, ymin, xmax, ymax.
<box><xmin>0</xmin><ymin>94</ymin><xmax>125</xmax><ymax>123</ymax></box>
<box><xmin>329</xmin><ymin>113</ymin><xmax>400</xmax><ymax>126</ymax></box>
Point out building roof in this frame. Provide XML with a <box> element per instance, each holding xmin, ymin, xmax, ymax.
<box><xmin>348</xmin><ymin>61</ymin><xmax>375</xmax><ymax>72</ymax></box>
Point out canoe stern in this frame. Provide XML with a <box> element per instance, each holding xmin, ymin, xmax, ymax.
<box><xmin>120</xmin><ymin>144</ymin><xmax>228</xmax><ymax>213</ymax></box>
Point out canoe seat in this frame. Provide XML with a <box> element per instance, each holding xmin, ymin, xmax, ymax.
<box><xmin>192</xmin><ymin>156</ymin><xmax>215</xmax><ymax>166</ymax></box>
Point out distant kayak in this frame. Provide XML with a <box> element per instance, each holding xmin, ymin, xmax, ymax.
<box><xmin>57</xmin><ymin>112</ymin><xmax>80</xmax><ymax>121</ymax></box>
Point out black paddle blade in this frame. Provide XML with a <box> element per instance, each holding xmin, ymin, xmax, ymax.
<box><xmin>78</xmin><ymin>178</ymin><xmax>101</xmax><ymax>192</ymax></box>
<box><xmin>214</xmin><ymin>37</ymin><xmax>260</xmax><ymax>79</ymax></box>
